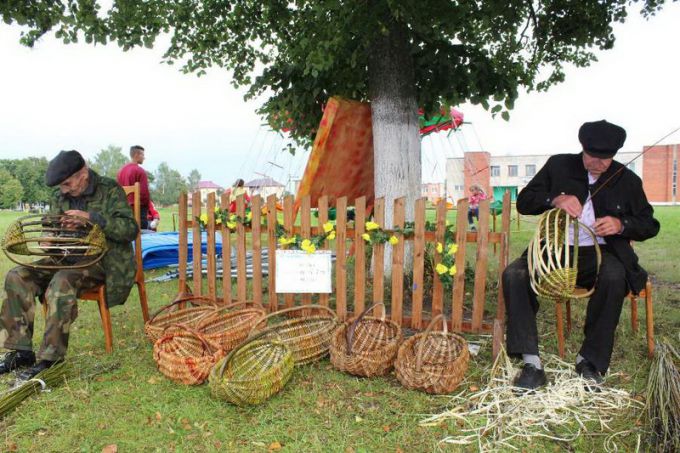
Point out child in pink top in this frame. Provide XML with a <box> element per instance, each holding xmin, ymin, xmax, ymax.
<box><xmin>467</xmin><ymin>184</ymin><xmax>488</xmax><ymax>230</ymax></box>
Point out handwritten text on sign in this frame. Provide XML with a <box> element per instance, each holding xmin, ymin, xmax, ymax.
<box><xmin>275</xmin><ymin>250</ymin><xmax>332</xmax><ymax>293</ymax></box>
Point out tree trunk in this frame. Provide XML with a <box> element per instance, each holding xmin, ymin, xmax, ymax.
<box><xmin>368</xmin><ymin>20</ymin><xmax>421</xmax><ymax>273</ymax></box>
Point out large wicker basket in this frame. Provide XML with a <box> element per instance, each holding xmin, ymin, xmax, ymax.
<box><xmin>153</xmin><ymin>324</ymin><xmax>225</xmax><ymax>385</ymax></box>
<box><xmin>395</xmin><ymin>315</ymin><xmax>469</xmax><ymax>394</ymax></box>
<box><xmin>249</xmin><ymin>305</ymin><xmax>338</xmax><ymax>366</ymax></box>
<box><xmin>196</xmin><ymin>302</ymin><xmax>266</xmax><ymax>353</ymax></box>
<box><xmin>527</xmin><ymin>208</ymin><xmax>601</xmax><ymax>301</ymax></box>
<box><xmin>144</xmin><ymin>296</ymin><xmax>219</xmax><ymax>343</ymax></box>
<box><xmin>208</xmin><ymin>330</ymin><xmax>294</xmax><ymax>406</ymax></box>
<box><xmin>330</xmin><ymin>303</ymin><xmax>402</xmax><ymax>377</ymax></box>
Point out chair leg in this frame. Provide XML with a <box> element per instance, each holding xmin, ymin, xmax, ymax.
<box><xmin>630</xmin><ymin>294</ymin><xmax>638</xmax><ymax>333</ymax></box>
<box><xmin>556</xmin><ymin>302</ymin><xmax>565</xmax><ymax>358</ymax></box>
<box><xmin>645</xmin><ymin>282</ymin><xmax>654</xmax><ymax>357</ymax></box>
<box><xmin>97</xmin><ymin>296</ymin><xmax>114</xmax><ymax>353</ymax></box>
<box><xmin>137</xmin><ymin>280</ymin><xmax>150</xmax><ymax>323</ymax></box>
<box><xmin>565</xmin><ymin>300</ymin><xmax>572</xmax><ymax>336</ymax></box>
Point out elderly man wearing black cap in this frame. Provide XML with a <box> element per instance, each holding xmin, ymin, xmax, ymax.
<box><xmin>0</xmin><ymin>150</ymin><xmax>138</xmax><ymax>383</ymax></box>
<box><xmin>502</xmin><ymin>120</ymin><xmax>660</xmax><ymax>391</ymax></box>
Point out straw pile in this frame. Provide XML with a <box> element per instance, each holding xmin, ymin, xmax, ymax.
<box><xmin>644</xmin><ymin>338</ymin><xmax>680</xmax><ymax>452</ymax></box>
<box><xmin>421</xmin><ymin>348</ymin><xmax>643</xmax><ymax>451</ymax></box>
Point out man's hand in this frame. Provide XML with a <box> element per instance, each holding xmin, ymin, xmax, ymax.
<box><xmin>552</xmin><ymin>194</ymin><xmax>583</xmax><ymax>218</ymax></box>
<box><xmin>61</xmin><ymin>210</ymin><xmax>90</xmax><ymax>229</ymax></box>
<box><xmin>593</xmin><ymin>216</ymin><xmax>623</xmax><ymax>237</ymax></box>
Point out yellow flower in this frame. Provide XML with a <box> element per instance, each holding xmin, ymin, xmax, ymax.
<box><xmin>278</xmin><ymin>236</ymin><xmax>297</xmax><ymax>246</ymax></box>
<box><xmin>301</xmin><ymin>239</ymin><xmax>316</xmax><ymax>254</ymax></box>
<box><xmin>278</xmin><ymin>237</ymin><xmax>288</xmax><ymax>246</ymax></box>
<box><xmin>327</xmin><ymin>231</ymin><xmax>336</xmax><ymax>241</ymax></box>
<box><xmin>388</xmin><ymin>235</ymin><xmax>399</xmax><ymax>245</ymax></box>
<box><xmin>199</xmin><ymin>213</ymin><xmax>208</xmax><ymax>224</ymax></box>
<box><xmin>447</xmin><ymin>243</ymin><xmax>458</xmax><ymax>255</ymax></box>
<box><xmin>229</xmin><ymin>214</ymin><xmax>237</xmax><ymax>222</ymax></box>
<box><xmin>214</xmin><ymin>206</ymin><xmax>220</xmax><ymax>213</ymax></box>
<box><xmin>362</xmin><ymin>233</ymin><xmax>371</xmax><ymax>243</ymax></box>
<box><xmin>365</xmin><ymin>221</ymin><xmax>379</xmax><ymax>231</ymax></box>
<box><xmin>226</xmin><ymin>221</ymin><xmax>237</xmax><ymax>229</ymax></box>
<box><xmin>435</xmin><ymin>263</ymin><xmax>449</xmax><ymax>275</ymax></box>
<box><xmin>323</xmin><ymin>221</ymin><xmax>334</xmax><ymax>233</ymax></box>
<box><xmin>448</xmin><ymin>264</ymin><xmax>457</xmax><ymax>276</ymax></box>
<box><xmin>246</xmin><ymin>211</ymin><xmax>252</xmax><ymax>221</ymax></box>
<box><xmin>436</xmin><ymin>242</ymin><xmax>443</xmax><ymax>253</ymax></box>
<box><xmin>216</xmin><ymin>217</ymin><xmax>222</xmax><ymax>225</ymax></box>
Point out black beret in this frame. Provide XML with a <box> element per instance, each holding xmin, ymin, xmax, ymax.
<box><xmin>45</xmin><ymin>150</ymin><xmax>85</xmax><ymax>186</ymax></box>
<box><xmin>578</xmin><ymin>120</ymin><xmax>626</xmax><ymax>158</ymax></box>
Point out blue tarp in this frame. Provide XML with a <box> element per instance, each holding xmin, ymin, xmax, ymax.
<box><xmin>139</xmin><ymin>232</ymin><xmax>222</xmax><ymax>270</ymax></box>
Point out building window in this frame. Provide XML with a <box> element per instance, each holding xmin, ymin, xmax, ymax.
<box><xmin>490</xmin><ymin>166</ymin><xmax>500</xmax><ymax>177</ymax></box>
<box><xmin>627</xmin><ymin>162</ymin><xmax>636</xmax><ymax>173</ymax></box>
<box><xmin>525</xmin><ymin>164</ymin><xmax>536</xmax><ymax>177</ymax></box>
<box><xmin>508</xmin><ymin>165</ymin><xmax>518</xmax><ymax>177</ymax></box>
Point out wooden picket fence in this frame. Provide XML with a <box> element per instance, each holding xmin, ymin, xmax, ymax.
<box><xmin>175</xmin><ymin>191</ymin><xmax>511</xmax><ymax>342</ymax></box>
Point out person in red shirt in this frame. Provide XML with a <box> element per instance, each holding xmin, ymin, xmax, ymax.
<box><xmin>117</xmin><ymin>145</ymin><xmax>151</xmax><ymax>229</ymax></box>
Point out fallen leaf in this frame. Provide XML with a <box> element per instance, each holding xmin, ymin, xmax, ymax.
<box><xmin>268</xmin><ymin>441</ymin><xmax>282</xmax><ymax>451</ymax></box>
<box><xmin>147</xmin><ymin>377</ymin><xmax>159</xmax><ymax>385</ymax></box>
<box><xmin>5</xmin><ymin>442</ymin><xmax>18</xmax><ymax>452</ymax></box>
<box><xmin>382</xmin><ymin>425</ymin><xmax>391</xmax><ymax>433</ymax></box>
<box><xmin>155</xmin><ymin>411</ymin><xmax>162</xmax><ymax>421</ymax></box>
<box><xmin>213</xmin><ymin>441</ymin><xmax>222</xmax><ymax>449</ymax></box>
<box><xmin>469</xmin><ymin>385</ymin><xmax>479</xmax><ymax>392</ymax></box>
<box><xmin>101</xmin><ymin>445</ymin><xmax>118</xmax><ymax>453</ymax></box>
<box><xmin>355</xmin><ymin>415</ymin><xmax>363</xmax><ymax>423</ymax></box>
<box><xmin>396</xmin><ymin>448</ymin><xmax>404</xmax><ymax>453</ymax></box>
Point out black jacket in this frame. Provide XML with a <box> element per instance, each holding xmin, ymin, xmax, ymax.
<box><xmin>517</xmin><ymin>153</ymin><xmax>660</xmax><ymax>294</ymax></box>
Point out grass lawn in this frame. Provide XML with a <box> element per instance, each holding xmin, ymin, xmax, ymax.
<box><xmin>0</xmin><ymin>205</ymin><xmax>678</xmax><ymax>452</ymax></box>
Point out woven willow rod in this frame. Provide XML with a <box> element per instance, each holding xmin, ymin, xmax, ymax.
<box><xmin>527</xmin><ymin>208</ymin><xmax>601</xmax><ymax>301</ymax></box>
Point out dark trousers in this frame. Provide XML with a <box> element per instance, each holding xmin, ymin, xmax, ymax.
<box><xmin>467</xmin><ymin>207</ymin><xmax>479</xmax><ymax>225</ymax></box>
<box><xmin>140</xmin><ymin>206</ymin><xmax>149</xmax><ymax>230</ymax></box>
<box><xmin>503</xmin><ymin>246</ymin><xmax>627</xmax><ymax>373</ymax></box>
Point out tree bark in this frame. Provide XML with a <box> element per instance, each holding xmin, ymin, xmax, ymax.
<box><xmin>368</xmin><ymin>20</ymin><xmax>421</xmax><ymax>273</ymax></box>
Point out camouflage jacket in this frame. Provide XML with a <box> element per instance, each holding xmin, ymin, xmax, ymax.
<box><xmin>49</xmin><ymin>170</ymin><xmax>139</xmax><ymax>307</ymax></box>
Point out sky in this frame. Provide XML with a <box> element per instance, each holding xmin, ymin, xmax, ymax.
<box><xmin>1</xmin><ymin>3</ymin><xmax>679</xmax><ymax>188</ymax></box>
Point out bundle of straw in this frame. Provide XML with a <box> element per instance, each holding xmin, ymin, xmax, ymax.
<box><xmin>644</xmin><ymin>339</ymin><xmax>680</xmax><ymax>452</ymax></box>
<box><xmin>0</xmin><ymin>361</ymin><xmax>69</xmax><ymax>418</ymax></box>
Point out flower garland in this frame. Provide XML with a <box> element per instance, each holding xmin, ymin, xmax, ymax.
<box><xmin>434</xmin><ymin>241</ymin><xmax>459</xmax><ymax>289</ymax></box>
<box><xmin>196</xmin><ymin>207</ymin><xmax>253</xmax><ymax>230</ymax></box>
<box><xmin>360</xmin><ymin>221</ymin><xmax>400</xmax><ymax>245</ymax></box>
<box><xmin>276</xmin><ymin>221</ymin><xmax>336</xmax><ymax>254</ymax></box>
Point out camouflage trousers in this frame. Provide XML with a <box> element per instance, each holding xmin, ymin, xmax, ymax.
<box><xmin>0</xmin><ymin>263</ymin><xmax>105</xmax><ymax>361</ymax></box>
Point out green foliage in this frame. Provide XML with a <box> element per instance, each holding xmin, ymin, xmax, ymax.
<box><xmin>151</xmin><ymin>162</ymin><xmax>187</xmax><ymax>206</ymax></box>
<box><xmin>89</xmin><ymin>145</ymin><xmax>127</xmax><ymax>179</ymax></box>
<box><xmin>187</xmin><ymin>169</ymin><xmax>201</xmax><ymax>192</ymax></box>
<box><xmin>0</xmin><ymin>168</ymin><xmax>24</xmax><ymax>208</ymax></box>
<box><xmin>0</xmin><ymin>0</ymin><xmax>671</xmax><ymax>146</ymax></box>
<box><xmin>0</xmin><ymin>158</ymin><xmax>49</xmax><ymax>205</ymax></box>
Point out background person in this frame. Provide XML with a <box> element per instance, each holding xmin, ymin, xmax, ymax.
<box><xmin>117</xmin><ymin>145</ymin><xmax>151</xmax><ymax>229</ymax></box>
<box><xmin>467</xmin><ymin>184</ymin><xmax>488</xmax><ymax>231</ymax></box>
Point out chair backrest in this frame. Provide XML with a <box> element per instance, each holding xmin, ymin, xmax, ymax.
<box><xmin>122</xmin><ymin>183</ymin><xmax>143</xmax><ymax>278</ymax></box>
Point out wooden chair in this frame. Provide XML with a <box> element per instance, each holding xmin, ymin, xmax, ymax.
<box><xmin>42</xmin><ymin>183</ymin><xmax>149</xmax><ymax>353</ymax></box>
<box><xmin>556</xmin><ymin>280</ymin><xmax>654</xmax><ymax>359</ymax></box>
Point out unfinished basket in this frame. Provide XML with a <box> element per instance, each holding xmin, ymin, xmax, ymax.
<box><xmin>249</xmin><ymin>305</ymin><xmax>338</xmax><ymax>366</ymax></box>
<box><xmin>395</xmin><ymin>315</ymin><xmax>469</xmax><ymax>394</ymax></box>
<box><xmin>153</xmin><ymin>324</ymin><xmax>225</xmax><ymax>385</ymax></box>
<box><xmin>527</xmin><ymin>208</ymin><xmax>601</xmax><ymax>301</ymax></box>
<box><xmin>208</xmin><ymin>330</ymin><xmax>294</xmax><ymax>406</ymax></box>
<box><xmin>144</xmin><ymin>296</ymin><xmax>219</xmax><ymax>343</ymax></box>
<box><xmin>196</xmin><ymin>301</ymin><xmax>266</xmax><ymax>353</ymax></box>
<box><xmin>2</xmin><ymin>214</ymin><xmax>107</xmax><ymax>269</ymax></box>
<box><xmin>330</xmin><ymin>303</ymin><xmax>402</xmax><ymax>377</ymax></box>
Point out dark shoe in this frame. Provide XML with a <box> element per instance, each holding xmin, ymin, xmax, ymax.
<box><xmin>576</xmin><ymin>359</ymin><xmax>603</xmax><ymax>391</ymax></box>
<box><xmin>513</xmin><ymin>363</ymin><xmax>547</xmax><ymax>392</ymax></box>
<box><xmin>0</xmin><ymin>350</ymin><xmax>36</xmax><ymax>375</ymax></box>
<box><xmin>15</xmin><ymin>359</ymin><xmax>58</xmax><ymax>382</ymax></box>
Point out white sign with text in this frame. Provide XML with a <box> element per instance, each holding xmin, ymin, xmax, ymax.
<box><xmin>275</xmin><ymin>250</ymin><xmax>332</xmax><ymax>294</ymax></box>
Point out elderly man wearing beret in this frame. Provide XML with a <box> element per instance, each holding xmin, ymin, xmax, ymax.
<box><xmin>0</xmin><ymin>150</ymin><xmax>138</xmax><ymax>383</ymax></box>
<box><xmin>503</xmin><ymin>120</ymin><xmax>660</xmax><ymax>391</ymax></box>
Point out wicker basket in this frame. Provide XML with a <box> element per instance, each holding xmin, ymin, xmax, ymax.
<box><xmin>527</xmin><ymin>208</ymin><xmax>602</xmax><ymax>301</ymax></box>
<box><xmin>153</xmin><ymin>324</ymin><xmax>225</xmax><ymax>385</ymax></box>
<box><xmin>395</xmin><ymin>315</ymin><xmax>469</xmax><ymax>394</ymax></box>
<box><xmin>196</xmin><ymin>302</ymin><xmax>266</xmax><ymax>353</ymax></box>
<box><xmin>208</xmin><ymin>330</ymin><xmax>294</xmax><ymax>406</ymax></box>
<box><xmin>249</xmin><ymin>305</ymin><xmax>338</xmax><ymax>366</ymax></box>
<box><xmin>144</xmin><ymin>296</ymin><xmax>219</xmax><ymax>343</ymax></box>
<box><xmin>330</xmin><ymin>303</ymin><xmax>402</xmax><ymax>377</ymax></box>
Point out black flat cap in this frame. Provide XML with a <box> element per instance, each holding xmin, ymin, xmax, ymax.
<box><xmin>45</xmin><ymin>150</ymin><xmax>85</xmax><ymax>186</ymax></box>
<box><xmin>578</xmin><ymin>120</ymin><xmax>626</xmax><ymax>158</ymax></box>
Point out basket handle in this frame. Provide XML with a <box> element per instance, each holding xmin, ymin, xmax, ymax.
<box><xmin>148</xmin><ymin>296</ymin><xmax>217</xmax><ymax>323</ymax></box>
<box><xmin>345</xmin><ymin>302</ymin><xmax>386</xmax><ymax>355</ymax></box>
<box><xmin>161</xmin><ymin>323</ymin><xmax>220</xmax><ymax>355</ymax></box>
<box><xmin>415</xmin><ymin>314</ymin><xmax>448</xmax><ymax>372</ymax></box>
<box><xmin>216</xmin><ymin>328</ymin><xmax>285</xmax><ymax>379</ymax></box>
<box><xmin>570</xmin><ymin>221</ymin><xmax>602</xmax><ymax>299</ymax></box>
<box><xmin>206</xmin><ymin>300</ymin><xmax>261</xmax><ymax>317</ymax></box>
<box><xmin>249</xmin><ymin>304</ymin><xmax>337</xmax><ymax>334</ymax></box>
